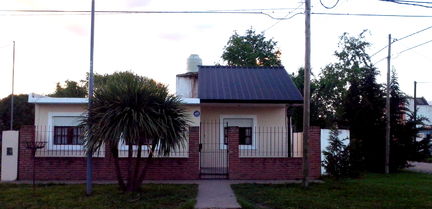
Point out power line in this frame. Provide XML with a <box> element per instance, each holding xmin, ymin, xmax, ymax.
<box><xmin>0</xmin><ymin>9</ymin><xmax>288</xmax><ymax>20</ymax></box>
<box><xmin>0</xmin><ymin>43</ymin><xmax>12</xmax><ymax>49</ymax></box>
<box><xmin>2</xmin><ymin>9</ymin><xmax>432</xmax><ymax>19</ymax></box>
<box><xmin>263</xmin><ymin>3</ymin><xmax>304</xmax><ymax>32</ymax></box>
<box><xmin>397</xmin><ymin>39</ymin><xmax>432</xmax><ymax>55</ymax></box>
<box><xmin>374</xmin><ymin>39</ymin><xmax>432</xmax><ymax>65</ymax></box>
<box><xmin>311</xmin><ymin>12</ymin><xmax>432</xmax><ymax>18</ymax></box>
<box><xmin>380</xmin><ymin>0</ymin><xmax>432</xmax><ymax>8</ymax></box>
<box><xmin>371</xmin><ymin>24</ymin><xmax>432</xmax><ymax>58</ymax></box>
<box><xmin>319</xmin><ymin>0</ymin><xmax>340</xmax><ymax>9</ymax></box>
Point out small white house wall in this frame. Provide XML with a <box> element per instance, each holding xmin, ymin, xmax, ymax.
<box><xmin>320</xmin><ymin>129</ymin><xmax>350</xmax><ymax>174</ymax></box>
<box><xmin>407</xmin><ymin>98</ymin><xmax>432</xmax><ymax>126</ymax></box>
<box><xmin>34</xmin><ymin>104</ymin><xmax>87</xmax><ymax>127</ymax></box>
<box><xmin>200</xmin><ymin>104</ymin><xmax>286</xmax><ymax>127</ymax></box>
<box><xmin>176</xmin><ymin>76</ymin><xmax>198</xmax><ymax>98</ymax></box>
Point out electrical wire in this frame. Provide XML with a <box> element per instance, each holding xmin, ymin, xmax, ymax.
<box><xmin>2</xmin><ymin>9</ymin><xmax>432</xmax><ymax>19</ymax></box>
<box><xmin>263</xmin><ymin>3</ymin><xmax>304</xmax><ymax>32</ymax></box>
<box><xmin>397</xmin><ymin>39</ymin><xmax>432</xmax><ymax>55</ymax></box>
<box><xmin>371</xmin><ymin>24</ymin><xmax>432</xmax><ymax>58</ymax></box>
<box><xmin>380</xmin><ymin>0</ymin><xmax>432</xmax><ymax>8</ymax></box>
<box><xmin>0</xmin><ymin>43</ymin><xmax>12</xmax><ymax>49</ymax></box>
<box><xmin>374</xmin><ymin>39</ymin><xmax>432</xmax><ymax>65</ymax></box>
<box><xmin>311</xmin><ymin>12</ymin><xmax>432</xmax><ymax>18</ymax></box>
<box><xmin>319</xmin><ymin>0</ymin><xmax>340</xmax><ymax>9</ymax></box>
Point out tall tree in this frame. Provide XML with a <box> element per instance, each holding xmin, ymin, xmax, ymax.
<box><xmin>50</xmin><ymin>80</ymin><xmax>87</xmax><ymax>97</ymax></box>
<box><xmin>290</xmin><ymin>68</ymin><xmax>322</xmax><ymax>130</ymax></box>
<box><xmin>314</xmin><ymin>31</ymin><xmax>374</xmax><ymax>127</ymax></box>
<box><xmin>0</xmin><ymin>94</ymin><xmax>34</xmax><ymax>136</ymax></box>
<box><xmin>222</xmin><ymin>28</ymin><xmax>282</xmax><ymax>67</ymax></box>
<box><xmin>82</xmin><ymin>72</ymin><xmax>188</xmax><ymax>192</ymax></box>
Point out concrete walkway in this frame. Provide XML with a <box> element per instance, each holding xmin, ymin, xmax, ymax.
<box><xmin>195</xmin><ymin>180</ymin><xmax>241</xmax><ymax>209</ymax></box>
<box><xmin>405</xmin><ymin>161</ymin><xmax>432</xmax><ymax>174</ymax></box>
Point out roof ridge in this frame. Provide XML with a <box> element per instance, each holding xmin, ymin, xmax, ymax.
<box><xmin>199</xmin><ymin>65</ymin><xmax>285</xmax><ymax>70</ymax></box>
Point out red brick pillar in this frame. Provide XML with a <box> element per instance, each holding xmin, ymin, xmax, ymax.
<box><xmin>309</xmin><ymin>126</ymin><xmax>321</xmax><ymax>179</ymax></box>
<box><xmin>18</xmin><ymin>125</ymin><xmax>35</xmax><ymax>180</ymax></box>
<box><xmin>227</xmin><ymin>126</ymin><xmax>239</xmax><ymax>179</ymax></box>
<box><xmin>188</xmin><ymin>126</ymin><xmax>200</xmax><ymax>179</ymax></box>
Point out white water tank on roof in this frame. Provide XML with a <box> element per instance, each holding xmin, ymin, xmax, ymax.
<box><xmin>187</xmin><ymin>54</ymin><xmax>202</xmax><ymax>72</ymax></box>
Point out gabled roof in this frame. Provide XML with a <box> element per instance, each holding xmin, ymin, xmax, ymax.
<box><xmin>198</xmin><ymin>66</ymin><xmax>303</xmax><ymax>103</ymax></box>
<box><xmin>416</xmin><ymin>97</ymin><xmax>429</xmax><ymax>105</ymax></box>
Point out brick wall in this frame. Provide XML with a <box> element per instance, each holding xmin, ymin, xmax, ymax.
<box><xmin>18</xmin><ymin>126</ymin><xmax>200</xmax><ymax>181</ymax></box>
<box><xmin>227</xmin><ymin>126</ymin><xmax>321</xmax><ymax>180</ymax></box>
<box><xmin>17</xmin><ymin>125</ymin><xmax>320</xmax><ymax>181</ymax></box>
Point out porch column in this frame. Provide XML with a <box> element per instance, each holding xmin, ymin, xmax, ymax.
<box><xmin>227</xmin><ymin>126</ymin><xmax>239</xmax><ymax>179</ymax></box>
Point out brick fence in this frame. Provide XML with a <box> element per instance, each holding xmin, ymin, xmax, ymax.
<box><xmin>18</xmin><ymin>126</ymin><xmax>200</xmax><ymax>181</ymax></box>
<box><xmin>17</xmin><ymin>125</ymin><xmax>320</xmax><ymax>181</ymax></box>
<box><xmin>227</xmin><ymin>126</ymin><xmax>321</xmax><ymax>180</ymax></box>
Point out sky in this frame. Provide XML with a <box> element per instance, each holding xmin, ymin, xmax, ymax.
<box><xmin>0</xmin><ymin>0</ymin><xmax>431</xmax><ymax>101</ymax></box>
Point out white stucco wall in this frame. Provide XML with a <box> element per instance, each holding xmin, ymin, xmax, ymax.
<box><xmin>1</xmin><ymin>131</ymin><xmax>19</xmax><ymax>181</ymax></box>
<box><xmin>407</xmin><ymin>98</ymin><xmax>432</xmax><ymax>126</ymax></box>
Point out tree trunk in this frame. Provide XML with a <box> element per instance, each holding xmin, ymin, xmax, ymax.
<box><xmin>110</xmin><ymin>143</ymin><xmax>126</xmax><ymax>191</ymax></box>
<box><xmin>128</xmin><ymin>142</ymin><xmax>143</xmax><ymax>192</ymax></box>
<box><xmin>126</xmin><ymin>144</ymin><xmax>134</xmax><ymax>191</ymax></box>
<box><xmin>136</xmin><ymin>147</ymin><xmax>155</xmax><ymax>186</ymax></box>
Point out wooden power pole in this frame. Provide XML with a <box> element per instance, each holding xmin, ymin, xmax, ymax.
<box><xmin>385</xmin><ymin>34</ymin><xmax>391</xmax><ymax>174</ymax></box>
<box><xmin>303</xmin><ymin>0</ymin><xmax>311</xmax><ymax>187</ymax></box>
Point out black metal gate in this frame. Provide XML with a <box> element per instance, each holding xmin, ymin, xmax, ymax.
<box><xmin>199</xmin><ymin>122</ymin><xmax>229</xmax><ymax>179</ymax></box>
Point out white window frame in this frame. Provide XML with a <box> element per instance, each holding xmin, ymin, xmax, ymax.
<box><xmin>118</xmin><ymin>137</ymin><xmax>157</xmax><ymax>151</ymax></box>
<box><xmin>219</xmin><ymin>115</ymin><xmax>257</xmax><ymax>150</ymax></box>
<box><xmin>47</xmin><ymin>112</ymin><xmax>85</xmax><ymax>150</ymax></box>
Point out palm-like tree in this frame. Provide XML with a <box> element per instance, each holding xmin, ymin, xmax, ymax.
<box><xmin>82</xmin><ymin>72</ymin><xmax>188</xmax><ymax>192</ymax></box>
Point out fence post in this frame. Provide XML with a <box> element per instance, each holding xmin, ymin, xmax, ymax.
<box><xmin>309</xmin><ymin>126</ymin><xmax>321</xmax><ymax>178</ymax></box>
<box><xmin>227</xmin><ymin>126</ymin><xmax>239</xmax><ymax>179</ymax></box>
<box><xmin>1</xmin><ymin>130</ymin><xmax>19</xmax><ymax>181</ymax></box>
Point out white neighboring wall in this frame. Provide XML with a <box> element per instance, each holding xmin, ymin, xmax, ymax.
<box><xmin>407</xmin><ymin>98</ymin><xmax>432</xmax><ymax>126</ymax></box>
<box><xmin>320</xmin><ymin>129</ymin><xmax>350</xmax><ymax>174</ymax></box>
<box><xmin>1</xmin><ymin>131</ymin><xmax>19</xmax><ymax>181</ymax></box>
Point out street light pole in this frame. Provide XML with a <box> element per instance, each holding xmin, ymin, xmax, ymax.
<box><xmin>10</xmin><ymin>41</ymin><xmax>15</xmax><ymax>130</ymax></box>
<box><xmin>86</xmin><ymin>0</ymin><xmax>95</xmax><ymax>195</ymax></box>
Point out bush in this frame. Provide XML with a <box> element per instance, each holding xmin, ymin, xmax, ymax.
<box><xmin>322</xmin><ymin>128</ymin><xmax>351</xmax><ymax>179</ymax></box>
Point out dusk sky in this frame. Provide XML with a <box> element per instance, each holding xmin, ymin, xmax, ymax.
<box><xmin>0</xmin><ymin>0</ymin><xmax>431</xmax><ymax>101</ymax></box>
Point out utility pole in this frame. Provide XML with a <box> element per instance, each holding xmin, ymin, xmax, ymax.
<box><xmin>302</xmin><ymin>0</ymin><xmax>311</xmax><ymax>188</ymax></box>
<box><xmin>86</xmin><ymin>0</ymin><xmax>95</xmax><ymax>195</ymax></box>
<box><xmin>10</xmin><ymin>41</ymin><xmax>15</xmax><ymax>130</ymax></box>
<box><xmin>413</xmin><ymin>81</ymin><xmax>417</xmax><ymax>121</ymax></box>
<box><xmin>385</xmin><ymin>34</ymin><xmax>391</xmax><ymax>174</ymax></box>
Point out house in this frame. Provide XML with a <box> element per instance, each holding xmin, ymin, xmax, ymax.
<box><xmin>407</xmin><ymin>97</ymin><xmax>432</xmax><ymax>140</ymax></box>
<box><xmin>2</xmin><ymin>56</ymin><xmax>321</xmax><ymax>181</ymax></box>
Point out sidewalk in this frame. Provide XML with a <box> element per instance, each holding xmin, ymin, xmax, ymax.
<box><xmin>405</xmin><ymin>161</ymin><xmax>432</xmax><ymax>174</ymax></box>
<box><xmin>195</xmin><ymin>180</ymin><xmax>241</xmax><ymax>209</ymax></box>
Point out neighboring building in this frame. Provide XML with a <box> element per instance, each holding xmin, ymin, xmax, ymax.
<box><xmin>5</xmin><ymin>56</ymin><xmax>322</xmax><ymax>181</ymax></box>
<box><xmin>407</xmin><ymin>97</ymin><xmax>432</xmax><ymax>139</ymax></box>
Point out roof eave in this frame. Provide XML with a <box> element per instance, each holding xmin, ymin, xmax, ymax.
<box><xmin>200</xmin><ymin>99</ymin><xmax>303</xmax><ymax>104</ymax></box>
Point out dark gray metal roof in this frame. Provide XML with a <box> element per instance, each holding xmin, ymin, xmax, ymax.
<box><xmin>198</xmin><ymin>66</ymin><xmax>303</xmax><ymax>103</ymax></box>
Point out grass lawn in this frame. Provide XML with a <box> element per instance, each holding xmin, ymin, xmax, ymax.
<box><xmin>232</xmin><ymin>172</ymin><xmax>432</xmax><ymax>209</ymax></box>
<box><xmin>0</xmin><ymin>183</ymin><xmax>197</xmax><ymax>209</ymax></box>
